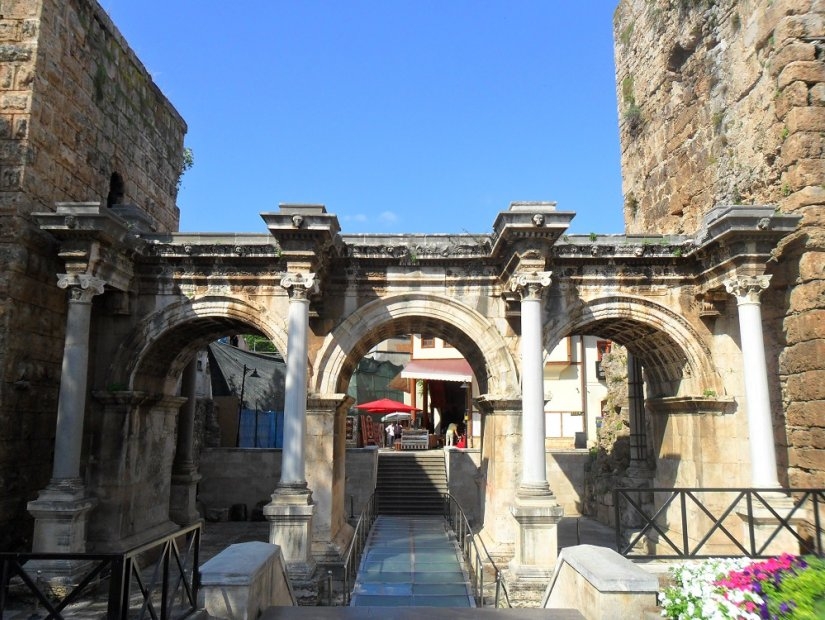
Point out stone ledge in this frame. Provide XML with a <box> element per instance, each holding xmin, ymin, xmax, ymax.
<box><xmin>543</xmin><ymin>544</ymin><xmax>659</xmax><ymax>620</ymax></box>
<box><xmin>199</xmin><ymin>541</ymin><xmax>296</xmax><ymax>619</ymax></box>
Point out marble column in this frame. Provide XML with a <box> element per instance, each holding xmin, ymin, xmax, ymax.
<box><xmin>508</xmin><ymin>271</ymin><xmax>563</xmax><ymax>580</ymax></box>
<box><xmin>27</xmin><ymin>274</ymin><xmax>105</xmax><ymax>576</ymax></box>
<box><xmin>264</xmin><ymin>272</ymin><xmax>317</xmax><ymax>579</ymax></box>
<box><xmin>724</xmin><ymin>275</ymin><xmax>780</xmax><ymax>488</ymax></box>
<box><xmin>170</xmin><ymin>357</ymin><xmax>202</xmax><ymax>525</ymax></box>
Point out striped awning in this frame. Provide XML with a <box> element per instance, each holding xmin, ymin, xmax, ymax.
<box><xmin>399</xmin><ymin>359</ymin><xmax>473</xmax><ymax>383</ymax></box>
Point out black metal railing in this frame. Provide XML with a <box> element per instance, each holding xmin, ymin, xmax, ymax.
<box><xmin>444</xmin><ymin>493</ymin><xmax>511</xmax><ymax>608</ymax></box>
<box><xmin>614</xmin><ymin>488</ymin><xmax>824</xmax><ymax>559</ymax></box>
<box><xmin>1</xmin><ymin>522</ymin><xmax>201</xmax><ymax>619</ymax></box>
<box><xmin>342</xmin><ymin>492</ymin><xmax>377</xmax><ymax>605</ymax></box>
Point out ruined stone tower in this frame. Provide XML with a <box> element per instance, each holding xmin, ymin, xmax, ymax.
<box><xmin>613</xmin><ymin>0</ymin><xmax>824</xmax><ymax>486</ymax></box>
<box><xmin>0</xmin><ymin>0</ymin><xmax>186</xmax><ymax>549</ymax></box>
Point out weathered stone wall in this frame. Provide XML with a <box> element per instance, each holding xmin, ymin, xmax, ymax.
<box><xmin>613</xmin><ymin>0</ymin><xmax>824</xmax><ymax>487</ymax></box>
<box><xmin>0</xmin><ymin>0</ymin><xmax>186</xmax><ymax>549</ymax></box>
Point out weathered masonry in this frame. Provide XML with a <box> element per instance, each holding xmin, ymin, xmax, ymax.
<box><xmin>0</xmin><ymin>0</ymin><xmax>185</xmax><ymax>551</ymax></box>
<box><xmin>29</xmin><ymin>200</ymin><xmax>799</xmax><ymax>581</ymax></box>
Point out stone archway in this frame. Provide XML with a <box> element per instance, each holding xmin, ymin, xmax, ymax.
<box><xmin>312</xmin><ymin>292</ymin><xmax>524</xmax><ymax>550</ymax></box>
<box><xmin>313</xmin><ymin>292</ymin><xmax>520</xmax><ymax>398</ymax></box>
<box><xmin>109</xmin><ymin>295</ymin><xmax>290</xmax><ymax>393</ymax></box>
<box><xmin>85</xmin><ymin>295</ymin><xmax>292</xmax><ymax>551</ymax></box>
<box><xmin>546</xmin><ymin>294</ymin><xmax>721</xmax><ymax>398</ymax></box>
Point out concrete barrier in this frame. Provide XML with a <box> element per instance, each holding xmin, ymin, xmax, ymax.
<box><xmin>542</xmin><ymin>544</ymin><xmax>658</xmax><ymax>620</ymax></box>
<box><xmin>199</xmin><ymin>541</ymin><xmax>296</xmax><ymax>619</ymax></box>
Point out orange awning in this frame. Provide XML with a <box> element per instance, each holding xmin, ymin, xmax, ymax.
<box><xmin>400</xmin><ymin>359</ymin><xmax>473</xmax><ymax>383</ymax></box>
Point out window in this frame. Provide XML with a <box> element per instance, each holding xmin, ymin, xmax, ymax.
<box><xmin>107</xmin><ymin>172</ymin><xmax>125</xmax><ymax>207</ymax></box>
<box><xmin>421</xmin><ymin>335</ymin><xmax>435</xmax><ymax>348</ymax></box>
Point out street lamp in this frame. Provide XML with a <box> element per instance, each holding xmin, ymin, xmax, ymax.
<box><xmin>236</xmin><ymin>364</ymin><xmax>260</xmax><ymax>446</ymax></box>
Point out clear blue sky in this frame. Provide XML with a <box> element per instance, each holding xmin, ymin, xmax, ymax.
<box><xmin>100</xmin><ymin>1</ymin><xmax>625</xmax><ymax>236</ymax></box>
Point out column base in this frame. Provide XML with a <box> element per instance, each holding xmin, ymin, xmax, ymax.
<box><xmin>26</xmin><ymin>479</ymin><xmax>98</xmax><ymax>585</ymax></box>
<box><xmin>508</xmin><ymin>494</ymin><xmax>564</xmax><ymax>581</ymax></box>
<box><xmin>737</xmin><ymin>493</ymin><xmax>808</xmax><ymax>557</ymax></box>
<box><xmin>169</xmin><ymin>470</ymin><xmax>202</xmax><ymax>525</ymax></box>
<box><xmin>264</xmin><ymin>486</ymin><xmax>316</xmax><ymax>579</ymax></box>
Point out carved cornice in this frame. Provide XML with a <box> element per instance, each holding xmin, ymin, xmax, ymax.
<box><xmin>144</xmin><ymin>242</ymin><xmax>281</xmax><ymax>258</ymax></box>
<box><xmin>646</xmin><ymin>396</ymin><xmax>736</xmax><ymax>416</ymax></box>
<box><xmin>341</xmin><ymin>235</ymin><xmax>492</xmax><ymax>263</ymax></box>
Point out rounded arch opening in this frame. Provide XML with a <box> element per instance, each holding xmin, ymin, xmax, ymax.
<box><xmin>545</xmin><ymin>295</ymin><xmax>721</xmax><ymax>398</ymax></box>
<box><xmin>110</xmin><ymin>296</ymin><xmax>289</xmax><ymax>394</ymax></box>
<box><xmin>313</xmin><ymin>293</ymin><xmax>519</xmax><ymax>398</ymax></box>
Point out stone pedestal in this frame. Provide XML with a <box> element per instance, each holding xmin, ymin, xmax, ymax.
<box><xmin>264</xmin><ymin>488</ymin><xmax>316</xmax><ymax>580</ymax></box>
<box><xmin>738</xmin><ymin>494</ymin><xmax>808</xmax><ymax>556</ymax></box>
<box><xmin>27</xmin><ymin>479</ymin><xmax>97</xmax><ymax>583</ymax></box>
<box><xmin>509</xmin><ymin>495</ymin><xmax>564</xmax><ymax>580</ymax></box>
<box><xmin>169</xmin><ymin>468</ymin><xmax>203</xmax><ymax>525</ymax></box>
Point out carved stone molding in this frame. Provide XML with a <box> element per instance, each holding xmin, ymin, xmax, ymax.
<box><xmin>724</xmin><ymin>275</ymin><xmax>771</xmax><ymax>304</ymax></box>
<box><xmin>280</xmin><ymin>272</ymin><xmax>318</xmax><ymax>300</ymax></box>
<box><xmin>57</xmin><ymin>273</ymin><xmax>106</xmax><ymax>303</ymax></box>
<box><xmin>510</xmin><ymin>271</ymin><xmax>552</xmax><ymax>301</ymax></box>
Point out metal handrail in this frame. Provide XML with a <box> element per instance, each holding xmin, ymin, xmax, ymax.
<box><xmin>614</xmin><ymin>487</ymin><xmax>825</xmax><ymax>559</ymax></box>
<box><xmin>444</xmin><ymin>493</ymin><xmax>511</xmax><ymax>608</ymax></box>
<box><xmin>1</xmin><ymin>521</ymin><xmax>201</xmax><ymax>619</ymax></box>
<box><xmin>341</xmin><ymin>492</ymin><xmax>377</xmax><ymax>605</ymax></box>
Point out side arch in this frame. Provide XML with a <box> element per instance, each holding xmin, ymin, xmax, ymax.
<box><xmin>546</xmin><ymin>294</ymin><xmax>722</xmax><ymax>398</ymax></box>
<box><xmin>313</xmin><ymin>292</ymin><xmax>520</xmax><ymax>398</ymax></box>
<box><xmin>109</xmin><ymin>295</ymin><xmax>289</xmax><ymax>393</ymax></box>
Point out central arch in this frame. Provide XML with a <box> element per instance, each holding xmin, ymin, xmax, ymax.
<box><xmin>313</xmin><ymin>292</ymin><xmax>520</xmax><ymax>398</ymax></box>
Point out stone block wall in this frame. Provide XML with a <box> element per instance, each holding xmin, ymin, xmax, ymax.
<box><xmin>0</xmin><ymin>0</ymin><xmax>186</xmax><ymax>549</ymax></box>
<box><xmin>613</xmin><ymin>0</ymin><xmax>824</xmax><ymax>487</ymax></box>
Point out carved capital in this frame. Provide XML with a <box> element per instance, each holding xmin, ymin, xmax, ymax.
<box><xmin>510</xmin><ymin>271</ymin><xmax>552</xmax><ymax>301</ymax></box>
<box><xmin>57</xmin><ymin>273</ymin><xmax>106</xmax><ymax>303</ymax></box>
<box><xmin>280</xmin><ymin>272</ymin><xmax>318</xmax><ymax>300</ymax></box>
<box><xmin>724</xmin><ymin>275</ymin><xmax>771</xmax><ymax>304</ymax></box>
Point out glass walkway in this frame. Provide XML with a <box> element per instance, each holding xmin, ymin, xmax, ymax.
<box><xmin>349</xmin><ymin>515</ymin><xmax>474</xmax><ymax>607</ymax></box>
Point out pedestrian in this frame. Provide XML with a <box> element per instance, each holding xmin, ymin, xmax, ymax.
<box><xmin>445</xmin><ymin>422</ymin><xmax>458</xmax><ymax>446</ymax></box>
<box><xmin>386</xmin><ymin>422</ymin><xmax>395</xmax><ymax>447</ymax></box>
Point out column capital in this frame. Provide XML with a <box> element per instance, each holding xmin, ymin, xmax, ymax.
<box><xmin>724</xmin><ymin>275</ymin><xmax>771</xmax><ymax>304</ymax></box>
<box><xmin>280</xmin><ymin>272</ymin><xmax>318</xmax><ymax>300</ymax></box>
<box><xmin>58</xmin><ymin>273</ymin><xmax>106</xmax><ymax>302</ymax></box>
<box><xmin>510</xmin><ymin>271</ymin><xmax>552</xmax><ymax>300</ymax></box>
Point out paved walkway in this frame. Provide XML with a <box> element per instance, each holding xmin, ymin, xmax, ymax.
<box><xmin>350</xmin><ymin>516</ymin><xmax>474</xmax><ymax>607</ymax></box>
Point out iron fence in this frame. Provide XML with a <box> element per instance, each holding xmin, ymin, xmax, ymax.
<box><xmin>614</xmin><ymin>487</ymin><xmax>824</xmax><ymax>559</ymax></box>
<box><xmin>0</xmin><ymin>522</ymin><xmax>201</xmax><ymax>619</ymax></box>
<box><xmin>444</xmin><ymin>493</ymin><xmax>511</xmax><ymax>608</ymax></box>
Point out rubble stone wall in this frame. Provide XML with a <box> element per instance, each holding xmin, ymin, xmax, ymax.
<box><xmin>0</xmin><ymin>0</ymin><xmax>186</xmax><ymax>549</ymax></box>
<box><xmin>613</xmin><ymin>0</ymin><xmax>824</xmax><ymax>487</ymax></box>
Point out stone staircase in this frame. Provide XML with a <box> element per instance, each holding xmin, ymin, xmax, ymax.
<box><xmin>376</xmin><ymin>451</ymin><xmax>447</xmax><ymax>515</ymax></box>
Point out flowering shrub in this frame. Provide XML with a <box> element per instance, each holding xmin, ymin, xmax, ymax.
<box><xmin>659</xmin><ymin>554</ymin><xmax>825</xmax><ymax>619</ymax></box>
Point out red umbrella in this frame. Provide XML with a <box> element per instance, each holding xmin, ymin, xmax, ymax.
<box><xmin>355</xmin><ymin>398</ymin><xmax>420</xmax><ymax>413</ymax></box>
